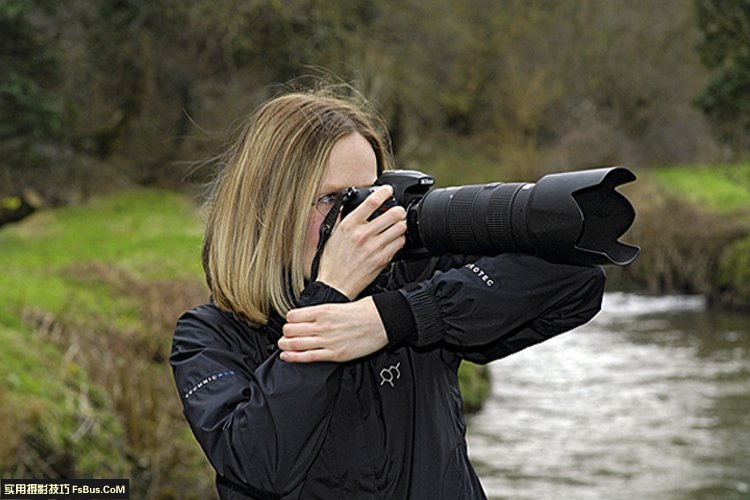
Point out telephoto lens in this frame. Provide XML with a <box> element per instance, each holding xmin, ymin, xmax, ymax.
<box><xmin>343</xmin><ymin>167</ymin><xmax>640</xmax><ymax>267</ymax></box>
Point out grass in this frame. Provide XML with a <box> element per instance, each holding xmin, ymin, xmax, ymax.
<box><xmin>0</xmin><ymin>190</ymin><xmax>204</xmax><ymax>325</ymax></box>
<box><xmin>647</xmin><ymin>163</ymin><xmax>750</xmax><ymax>215</ymax></box>
<box><xmin>0</xmin><ymin>189</ymin><xmax>213</xmax><ymax>495</ymax></box>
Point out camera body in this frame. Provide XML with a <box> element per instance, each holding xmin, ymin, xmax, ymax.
<box><xmin>341</xmin><ymin>170</ymin><xmax>435</xmax><ymax>256</ymax></box>
<box><xmin>341</xmin><ymin>167</ymin><xmax>640</xmax><ymax>267</ymax></box>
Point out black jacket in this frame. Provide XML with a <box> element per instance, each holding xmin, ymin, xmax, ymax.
<box><xmin>170</xmin><ymin>254</ymin><xmax>605</xmax><ymax>499</ymax></box>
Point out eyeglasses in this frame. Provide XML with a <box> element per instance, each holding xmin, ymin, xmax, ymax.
<box><xmin>312</xmin><ymin>192</ymin><xmax>339</xmax><ymax>216</ymax></box>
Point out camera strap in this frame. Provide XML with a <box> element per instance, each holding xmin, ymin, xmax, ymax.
<box><xmin>310</xmin><ymin>189</ymin><xmax>355</xmax><ymax>281</ymax></box>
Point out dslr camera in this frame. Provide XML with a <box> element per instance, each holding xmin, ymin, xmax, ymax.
<box><xmin>341</xmin><ymin>167</ymin><xmax>640</xmax><ymax>267</ymax></box>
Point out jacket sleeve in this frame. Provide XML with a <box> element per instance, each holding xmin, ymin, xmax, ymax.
<box><xmin>375</xmin><ymin>253</ymin><xmax>605</xmax><ymax>364</ymax></box>
<box><xmin>170</xmin><ymin>282</ymin><xmax>348</xmax><ymax>497</ymax></box>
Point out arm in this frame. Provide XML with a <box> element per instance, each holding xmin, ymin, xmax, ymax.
<box><xmin>379</xmin><ymin>253</ymin><xmax>605</xmax><ymax>362</ymax></box>
<box><xmin>281</xmin><ymin>254</ymin><xmax>605</xmax><ymax>365</ymax></box>
<box><xmin>170</xmin><ymin>282</ymin><xmax>349</xmax><ymax>497</ymax></box>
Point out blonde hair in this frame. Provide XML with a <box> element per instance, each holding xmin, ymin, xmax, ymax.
<box><xmin>202</xmin><ymin>90</ymin><xmax>391</xmax><ymax>324</ymax></box>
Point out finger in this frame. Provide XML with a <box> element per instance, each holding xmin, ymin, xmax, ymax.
<box><xmin>278</xmin><ymin>335</ymin><xmax>324</xmax><ymax>352</ymax></box>
<box><xmin>286</xmin><ymin>305</ymin><xmax>324</xmax><ymax>323</ymax></box>
<box><xmin>281</xmin><ymin>322</ymin><xmax>317</xmax><ymax>338</ymax></box>
<box><xmin>381</xmin><ymin>233</ymin><xmax>407</xmax><ymax>258</ymax></box>
<box><xmin>376</xmin><ymin>218</ymin><xmax>408</xmax><ymax>242</ymax></box>
<box><xmin>280</xmin><ymin>348</ymin><xmax>334</xmax><ymax>363</ymax></box>
<box><xmin>367</xmin><ymin>205</ymin><xmax>406</xmax><ymax>235</ymax></box>
<box><xmin>363</xmin><ymin>220</ymin><xmax>406</xmax><ymax>259</ymax></box>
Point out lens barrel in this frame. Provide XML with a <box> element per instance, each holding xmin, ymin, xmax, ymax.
<box><xmin>412</xmin><ymin>167</ymin><xmax>639</xmax><ymax>266</ymax></box>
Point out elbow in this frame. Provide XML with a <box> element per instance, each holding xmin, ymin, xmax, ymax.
<box><xmin>590</xmin><ymin>265</ymin><xmax>607</xmax><ymax>303</ymax></box>
<box><xmin>584</xmin><ymin>263</ymin><xmax>606</xmax><ymax>293</ymax></box>
<box><xmin>575</xmin><ymin>265</ymin><xmax>607</xmax><ymax>324</ymax></box>
<box><xmin>199</xmin><ymin>424</ymin><xmax>299</xmax><ymax>498</ymax></box>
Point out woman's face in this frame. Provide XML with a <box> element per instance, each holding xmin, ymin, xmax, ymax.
<box><xmin>303</xmin><ymin>132</ymin><xmax>378</xmax><ymax>279</ymax></box>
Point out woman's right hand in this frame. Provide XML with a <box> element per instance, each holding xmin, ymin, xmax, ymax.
<box><xmin>317</xmin><ymin>185</ymin><xmax>407</xmax><ymax>299</ymax></box>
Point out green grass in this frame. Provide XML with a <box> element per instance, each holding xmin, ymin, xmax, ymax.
<box><xmin>0</xmin><ymin>189</ymin><xmax>204</xmax><ymax>324</ymax></box>
<box><xmin>0</xmin><ymin>324</ymin><xmax>66</xmax><ymax>401</ymax></box>
<box><xmin>648</xmin><ymin>163</ymin><xmax>750</xmax><ymax>215</ymax></box>
<box><xmin>0</xmin><ymin>188</ymin><xmax>204</xmax><ymax>478</ymax></box>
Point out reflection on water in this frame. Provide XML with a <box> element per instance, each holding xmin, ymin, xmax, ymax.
<box><xmin>468</xmin><ymin>293</ymin><xmax>750</xmax><ymax>500</ymax></box>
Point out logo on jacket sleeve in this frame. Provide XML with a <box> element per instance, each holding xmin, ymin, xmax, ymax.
<box><xmin>184</xmin><ymin>370</ymin><xmax>236</xmax><ymax>399</ymax></box>
<box><xmin>380</xmin><ymin>362</ymin><xmax>401</xmax><ymax>387</ymax></box>
<box><xmin>465</xmin><ymin>263</ymin><xmax>495</xmax><ymax>287</ymax></box>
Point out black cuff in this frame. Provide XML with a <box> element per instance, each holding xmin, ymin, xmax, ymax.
<box><xmin>265</xmin><ymin>281</ymin><xmax>350</xmax><ymax>342</ymax></box>
<box><xmin>299</xmin><ymin>281</ymin><xmax>352</xmax><ymax>307</ymax></box>
<box><xmin>372</xmin><ymin>290</ymin><xmax>417</xmax><ymax>348</ymax></box>
<box><xmin>399</xmin><ymin>283</ymin><xmax>446</xmax><ymax>347</ymax></box>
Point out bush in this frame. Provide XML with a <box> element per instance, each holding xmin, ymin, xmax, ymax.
<box><xmin>717</xmin><ymin>235</ymin><xmax>750</xmax><ymax>309</ymax></box>
<box><xmin>607</xmin><ymin>173</ymin><xmax>748</xmax><ymax>295</ymax></box>
<box><xmin>458</xmin><ymin>362</ymin><xmax>491</xmax><ymax>414</ymax></box>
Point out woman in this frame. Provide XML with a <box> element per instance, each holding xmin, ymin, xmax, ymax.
<box><xmin>170</xmin><ymin>88</ymin><xmax>606</xmax><ymax>499</ymax></box>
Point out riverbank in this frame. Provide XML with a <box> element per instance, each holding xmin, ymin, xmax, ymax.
<box><xmin>608</xmin><ymin>163</ymin><xmax>750</xmax><ymax>309</ymax></box>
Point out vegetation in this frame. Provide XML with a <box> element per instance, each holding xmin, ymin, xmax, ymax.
<box><xmin>0</xmin><ymin>191</ymin><xmax>215</xmax><ymax>497</ymax></box>
<box><xmin>607</xmin><ymin>163</ymin><xmax>750</xmax><ymax>307</ymax></box>
<box><xmin>695</xmin><ymin>0</ymin><xmax>750</xmax><ymax>149</ymax></box>
<box><xmin>649</xmin><ymin>164</ymin><xmax>750</xmax><ymax>215</ymax></box>
<box><xmin>0</xmin><ymin>0</ymin><xmax>730</xmax><ymax>205</ymax></box>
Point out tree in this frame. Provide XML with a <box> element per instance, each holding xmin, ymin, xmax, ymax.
<box><xmin>0</xmin><ymin>1</ymin><xmax>67</xmax><ymax>161</ymax></box>
<box><xmin>695</xmin><ymin>0</ymin><xmax>750</xmax><ymax>150</ymax></box>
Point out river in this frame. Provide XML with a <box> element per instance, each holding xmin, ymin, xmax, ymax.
<box><xmin>468</xmin><ymin>293</ymin><xmax>750</xmax><ymax>500</ymax></box>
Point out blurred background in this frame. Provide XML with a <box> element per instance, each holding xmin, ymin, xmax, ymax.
<box><xmin>1</xmin><ymin>0</ymin><xmax>749</xmax><ymax>498</ymax></box>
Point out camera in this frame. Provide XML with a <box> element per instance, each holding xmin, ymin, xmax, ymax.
<box><xmin>340</xmin><ymin>167</ymin><xmax>640</xmax><ymax>267</ymax></box>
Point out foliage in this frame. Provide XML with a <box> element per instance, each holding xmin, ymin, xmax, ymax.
<box><xmin>695</xmin><ymin>0</ymin><xmax>750</xmax><ymax>150</ymax></box>
<box><xmin>0</xmin><ymin>0</ymin><xmax>725</xmax><ymax>203</ymax></box>
<box><xmin>654</xmin><ymin>164</ymin><xmax>750</xmax><ymax>309</ymax></box>
<box><xmin>458</xmin><ymin>362</ymin><xmax>491</xmax><ymax>414</ymax></box>
<box><xmin>0</xmin><ymin>1</ymin><xmax>69</xmax><ymax>160</ymax></box>
<box><xmin>717</xmin><ymin>234</ymin><xmax>750</xmax><ymax>309</ymax></box>
<box><xmin>0</xmin><ymin>320</ymin><xmax>130</xmax><ymax>479</ymax></box>
<box><xmin>607</xmin><ymin>164</ymin><xmax>750</xmax><ymax>298</ymax></box>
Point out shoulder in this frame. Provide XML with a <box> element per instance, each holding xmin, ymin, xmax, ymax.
<box><xmin>173</xmin><ymin>302</ymin><xmax>265</xmax><ymax>353</ymax></box>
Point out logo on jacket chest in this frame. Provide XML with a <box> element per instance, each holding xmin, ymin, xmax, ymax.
<box><xmin>379</xmin><ymin>362</ymin><xmax>401</xmax><ymax>387</ymax></box>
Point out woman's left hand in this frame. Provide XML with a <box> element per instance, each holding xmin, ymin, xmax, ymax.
<box><xmin>279</xmin><ymin>297</ymin><xmax>387</xmax><ymax>363</ymax></box>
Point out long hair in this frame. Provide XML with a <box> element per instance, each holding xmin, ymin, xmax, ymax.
<box><xmin>202</xmin><ymin>89</ymin><xmax>392</xmax><ymax>324</ymax></box>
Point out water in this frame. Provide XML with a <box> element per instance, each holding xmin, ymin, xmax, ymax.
<box><xmin>468</xmin><ymin>293</ymin><xmax>750</xmax><ymax>500</ymax></box>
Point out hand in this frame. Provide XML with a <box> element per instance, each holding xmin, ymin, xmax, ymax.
<box><xmin>317</xmin><ymin>185</ymin><xmax>406</xmax><ymax>299</ymax></box>
<box><xmin>278</xmin><ymin>297</ymin><xmax>387</xmax><ymax>363</ymax></box>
